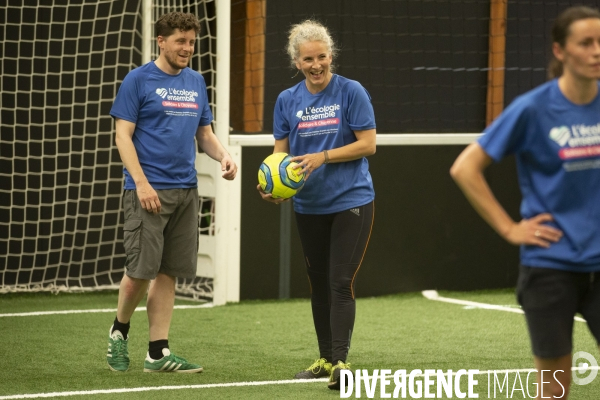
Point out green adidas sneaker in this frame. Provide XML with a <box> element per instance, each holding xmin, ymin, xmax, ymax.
<box><xmin>106</xmin><ymin>327</ymin><xmax>129</xmax><ymax>372</ymax></box>
<box><xmin>143</xmin><ymin>348</ymin><xmax>203</xmax><ymax>373</ymax></box>
<box><xmin>328</xmin><ymin>361</ymin><xmax>352</xmax><ymax>390</ymax></box>
<box><xmin>294</xmin><ymin>358</ymin><xmax>332</xmax><ymax>379</ymax></box>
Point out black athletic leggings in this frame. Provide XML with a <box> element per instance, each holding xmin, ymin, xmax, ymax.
<box><xmin>295</xmin><ymin>201</ymin><xmax>374</xmax><ymax>364</ymax></box>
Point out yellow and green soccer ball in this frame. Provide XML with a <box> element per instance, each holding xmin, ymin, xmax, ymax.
<box><xmin>258</xmin><ymin>152</ymin><xmax>305</xmax><ymax>199</ymax></box>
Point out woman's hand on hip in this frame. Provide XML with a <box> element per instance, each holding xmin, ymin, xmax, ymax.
<box><xmin>505</xmin><ymin>213</ymin><xmax>563</xmax><ymax>247</ymax></box>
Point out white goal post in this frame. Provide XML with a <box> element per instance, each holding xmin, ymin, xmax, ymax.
<box><xmin>212</xmin><ymin>0</ymin><xmax>241</xmax><ymax>306</ymax></box>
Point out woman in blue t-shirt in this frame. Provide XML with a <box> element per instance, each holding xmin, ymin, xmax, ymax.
<box><xmin>451</xmin><ymin>6</ymin><xmax>600</xmax><ymax>399</ymax></box>
<box><xmin>257</xmin><ymin>19</ymin><xmax>376</xmax><ymax>390</ymax></box>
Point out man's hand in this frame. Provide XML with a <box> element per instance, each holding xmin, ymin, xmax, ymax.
<box><xmin>136</xmin><ymin>181</ymin><xmax>161</xmax><ymax>214</ymax></box>
<box><xmin>221</xmin><ymin>153</ymin><xmax>238</xmax><ymax>180</ymax></box>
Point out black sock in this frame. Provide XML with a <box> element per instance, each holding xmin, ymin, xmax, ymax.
<box><xmin>112</xmin><ymin>317</ymin><xmax>130</xmax><ymax>339</ymax></box>
<box><xmin>149</xmin><ymin>339</ymin><xmax>169</xmax><ymax>360</ymax></box>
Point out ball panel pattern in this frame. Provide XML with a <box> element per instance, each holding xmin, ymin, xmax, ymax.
<box><xmin>258</xmin><ymin>152</ymin><xmax>305</xmax><ymax>199</ymax></box>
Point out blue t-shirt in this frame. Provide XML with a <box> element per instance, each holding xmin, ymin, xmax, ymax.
<box><xmin>273</xmin><ymin>74</ymin><xmax>376</xmax><ymax>214</ymax></box>
<box><xmin>478</xmin><ymin>79</ymin><xmax>600</xmax><ymax>272</ymax></box>
<box><xmin>110</xmin><ymin>61</ymin><xmax>213</xmax><ymax>189</ymax></box>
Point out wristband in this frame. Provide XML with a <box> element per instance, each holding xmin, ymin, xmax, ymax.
<box><xmin>324</xmin><ymin>150</ymin><xmax>329</xmax><ymax>164</ymax></box>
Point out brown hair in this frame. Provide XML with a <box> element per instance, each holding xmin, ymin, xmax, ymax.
<box><xmin>155</xmin><ymin>12</ymin><xmax>201</xmax><ymax>38</ymax></box>
<box><xmin>548</xmin><ymin>6</ymin><xmax>600</xmax><ymax>79</ymax></box>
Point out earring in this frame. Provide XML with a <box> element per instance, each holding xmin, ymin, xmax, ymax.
<box><xmin>291</xmin><ymin>70</ymin><xmax>300</xmax><ymax>78</ymax></box>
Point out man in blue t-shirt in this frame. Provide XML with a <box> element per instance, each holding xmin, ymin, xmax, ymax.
<box><xmin>105</xmin><ymin>12</ymin><xmax>236</xmax><ymax>374</ymax></box>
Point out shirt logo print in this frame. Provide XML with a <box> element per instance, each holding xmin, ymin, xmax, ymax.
<box><xmin>155</xmin><ymin>88</ymin><xmax>168</xmax><ymax>99</ymax></box>
<box><xmin>549</xmin><ymin>126</ymin><xmax>571</xmax><ymax>147</ymax></box>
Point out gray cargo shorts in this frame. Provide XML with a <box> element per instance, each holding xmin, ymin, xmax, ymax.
<box><xmin>122</xmin><ymin>188</ymin><xmax>199</xmax><ymax>280</ymax></box>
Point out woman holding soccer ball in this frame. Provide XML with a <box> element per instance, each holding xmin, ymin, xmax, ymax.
<box><xmin>257</xmin><ymin>19</ymin><xmax>376</xmax><ymax>390</ymax></box>
<box><xmin>451</xmin><ymin>6</ymin><xmax>600</xmax><ymax>399</ymax></box>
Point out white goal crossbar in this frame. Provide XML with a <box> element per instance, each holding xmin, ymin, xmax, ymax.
<box><xmin>230</xmin><ymin>133</ymin><xmax>480</xmax><ymax>147</ymax></box>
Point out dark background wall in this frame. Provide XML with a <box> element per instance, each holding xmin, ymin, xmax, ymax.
<box><xmin>262</xmin><ymin>0</ymin><xmax>491</xmax><ymax>133</ymax></box>
<box><xmin>241</xmin><ymin>146</ymin><xmax>521</xmax><ymax>300</ymax></box>
<box><xmin>239</xmin><ymin>0</ymin><xmax>594</xmax><ymax>300</ymax></box>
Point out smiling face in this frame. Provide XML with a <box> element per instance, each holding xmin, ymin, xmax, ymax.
<box><xmin>295</xmin><ymin>41</ymin><xmax>333</xmax><ymax>94</ymax></box>
<box><xmin>156</xmin><ymin>28</ymin><xmax>196</xmax><ymax>75</ymax></box>
<box><xmin>554</xmin><ymin>18</ymin><xmax>600</xmax><ymax>81</ymax></box>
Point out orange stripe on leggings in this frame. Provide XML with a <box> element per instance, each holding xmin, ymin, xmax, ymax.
<box><xmin>305</xmin><ymin>256</ymin><xmax>313</xmax><ymax>294</ymax></box>
<box><xmin>351</xmin><ymin>202</ymin><xmax>375</xmax><ymax>299</ymax></box>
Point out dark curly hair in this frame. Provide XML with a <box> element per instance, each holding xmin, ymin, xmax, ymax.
<box><xmin>155</xmin><ymin>12</ymin><xmax>201</xmax><ymax>37</ymax></box>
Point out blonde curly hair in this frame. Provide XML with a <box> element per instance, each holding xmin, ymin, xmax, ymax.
<box><xmin>287</xmin><ymin>20</ymin><xmax>338</xmax><ymax>69</ymax></box>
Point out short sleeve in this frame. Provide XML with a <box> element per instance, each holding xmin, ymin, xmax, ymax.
<box><xmin>344</xmin><ymin>81</ymin><xmax>376</xmax><ymax>131</ymax></box>
<box><xmin>273</xmin><ymin>92</ymin><xmax>290</xmax><ymax>140</ymax></box>
<box><xmin>198</xmin><ymin>89</ymin><xmax>213</xmax><ymax>126</ymax></box>
<box><xmin>110</xmin><ymin>72</ymin><xmax>141</xmax><ymax>123</ymax></box>
<box><xmin>478</xmin><ymin>96</ymin><xmax>531</xmax><ymax>162</ymax></box>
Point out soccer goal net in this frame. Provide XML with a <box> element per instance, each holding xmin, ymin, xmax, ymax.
<box><xmin>0</xmin><ymin>0</ymin><xmax>236</xmax><ymax>302</ymax></box>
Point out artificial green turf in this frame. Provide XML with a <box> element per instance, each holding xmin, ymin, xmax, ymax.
<box><xmin>0</xmin><ymin>290</ymin><xmax>598</xmax><ymax>399</ymax></box>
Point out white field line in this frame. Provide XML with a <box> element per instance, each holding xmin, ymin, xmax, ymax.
<box><xmin>0</xmin><ymin>303</ymin><xmax>213</xmax><ymax>318</ymax></box>
<box><xmin>0</xmin><ymin>379</ymin><xmax>327</xmax><ymax>399</ymax></box>
<box><xmin>422</xmin><ymin>290</ymin><xmax>587</xmax><ymax>323</ymax></box>
<box><xmin>2</xmin><ymin>367</ymin><xmax>599</xmax><ymax>399</ymax></box>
